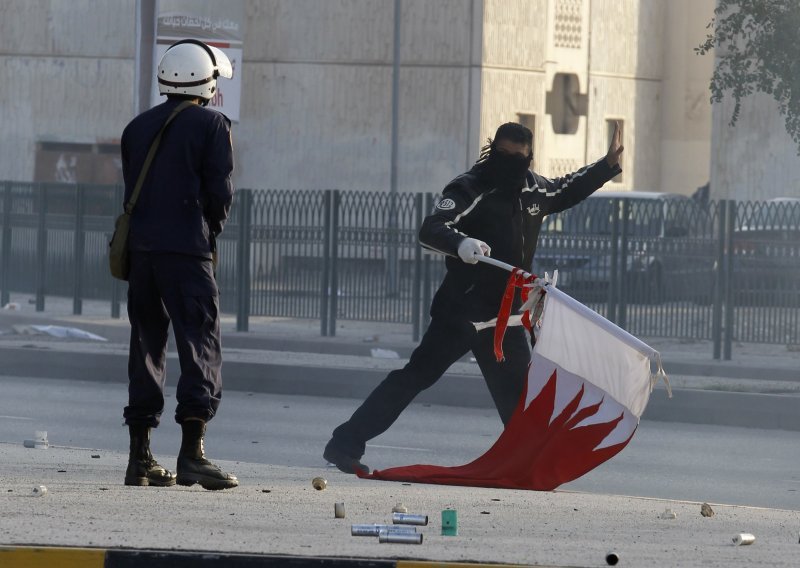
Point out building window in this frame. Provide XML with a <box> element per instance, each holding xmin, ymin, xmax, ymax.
<box><xmin>547</xmin><ymin>73</ymin><xmax>586</xmax><ymax>135</ymax></box>
<box><xmin>606</xmin><ymin>119</ymin><xmax>624</xmax><ymax>183</ymax></box>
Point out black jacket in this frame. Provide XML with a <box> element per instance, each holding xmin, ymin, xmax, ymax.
<box><xmin>419</xmin><ymin>157</ymin><xmax>621</xmax><ymax>321</ymax></box>
<box><xmin>121</xmin><ymin>98</ymin><xmax>234</xmax><ymax>259</ymax></box>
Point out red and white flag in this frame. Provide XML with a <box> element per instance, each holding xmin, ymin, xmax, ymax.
<box><xmin>362</xmin><ymin>276</ymin><xmax>669</xmax><ymax>490</ymax></box>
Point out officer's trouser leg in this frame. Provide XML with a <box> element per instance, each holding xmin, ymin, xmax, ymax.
<box><xmin>124</xmin><ymin>253</ymin><xmax>170</xmax><ymax>428</ymax></box>
<box><xmin>329</xmin><ymin>317</ymin><xmax>474</xmax><ymax>458</ymax></box>
<box><xmin>472</xmin><ymin>325</ymin><xmax>530</xmax><ymax>425</ymax></box>
<box><xmin>157</xmin><ymin>256</ymin><xmax>222</xmax><ymax>424</ymax></box>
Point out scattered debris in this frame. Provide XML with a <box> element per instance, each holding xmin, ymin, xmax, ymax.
<box><xmin>441</xmin><ymin>509</ymin><xmax>458</xmax><ymax>536</ymax></box>
<box><xmin>370</xmin><ymin>348</ymin><xmax>400</xmax><ymax>359</ymax></box>
<box><xmin>12</xmin><ymin>324</ymin><xmax>107</xmax><ymax>342</ymax></box>
<box><xmin>334</xmin><ymin>502</ymin><xmax>346</xmax><ymax>518</ymax></box>
<box><xmin>312</xmin><ymin>476</ymin><xmax>327</xmax><ymax>491</ymax></box>
<box><xmin>733</xmin><ymin>533</ymin><xmax>755</xmax><ymax>546</ymax></box>
<box><xmin>379</xmin><ymin>530</ymin><xmax>423</xmax><ymax>544</ymax></box>
<box><xmin>606</xmin><ymin>552</ymin><xmax>620</xmax><ymax>565</ymax></box>
<box><xmin>701</xmin><ymin>503</ymin><xmax>715</xmax><ymax>517</ymax></box>
<box><xmin>351</xmin><ymin>524</ymin><xmax>417</xmax><ymax>537</ymax></box>
<box><xmin>362</xmin><ymin>335</ymin><xmax>379</xmax><ymax>343</ymax></box>
<box><xmin>251</xmin><ymin>441</ymin><xmax>259</xmax><ymax>444</ymax></box>
<box><xmin>660</xmin><ymin>508</ymin><xmax>677</xmax><ymax>519</ymax></box>
<box><xmin>261</xmin><ymin>489</ymin><xmax>271</xmax><ymax>493</ymax></box>
<box><xmin>1</xmin><ymin>302</ymin><xmax>20</xmax><ymax>310</ymax></box>
<box><xmin>480</xmin><ymin>511</ymin><xmax>490</xmax><ymax>515</ymax></box>
<box><xmin>57</xmin><ymin>470</ymin><xmax>66</xmax><ymax>473</ymax></box>
<box><xmin>99</xmin><ymin>488</ymin><xmax>108</xmax><ymax>491</ymax></box>
<box><xmin>392</xmin><ymin>512</ymin><xmax>428</xmax><ymax>526</ymax></box>
<box><xmin>91</xmin><ymin>455</ymin><xmax>100</xmax><ymax>459</ymax></box>
<box><xmin>32</xmin><ymin>486</ymin><xmax>47</xmax><ymax>497</ymax></box>
<box><xmin>391</xmin><ymin>503</ymin><xmax>408</xmax><ymax>514</ymax></box>
<box><xmin>23</xmin><ymin>431</ymin><xmax>48</xmax><ymax>450</ymax></box>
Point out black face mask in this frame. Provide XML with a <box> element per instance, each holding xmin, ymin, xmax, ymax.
<box><xmin>486</xmin><ymin>151</ymin><xmax>531</xmax><ymax>190</ymax></box>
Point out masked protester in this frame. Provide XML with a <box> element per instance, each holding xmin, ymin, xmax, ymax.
<box><xmin>120</xmin><ymin>40</ymin><xmax>238</xmax><ymax>490</ymax></box>
<box><xmin>323</xmin><ymin>121</ymin><xmax>624</xmax><ymax>474</ymax></box>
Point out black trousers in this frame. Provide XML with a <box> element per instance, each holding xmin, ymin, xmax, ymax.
<box><xmin>123</xmin><ymin>252</ymin><xmax>222</xmax><ymax>428</ymax></box>
<box><xmin>329</xmin><ymin>316</ymin><xmax>531</xmax><ymax>458</ymax></box>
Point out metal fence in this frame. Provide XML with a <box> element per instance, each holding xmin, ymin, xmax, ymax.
<box><xmin>1</xmin><ymin>181</ymin><xmax>798</xmax><ymax>357</ymax></box>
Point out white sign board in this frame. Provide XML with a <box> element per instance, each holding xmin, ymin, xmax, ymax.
<box><xmin>151</xmin><ymin>3</ymin><xmax>244</xmax><ymax>122</ymax></box>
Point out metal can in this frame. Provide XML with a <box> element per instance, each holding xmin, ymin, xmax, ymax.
<box><xmin>351</xmin><ymin>524</ymin><xmax>417</xmax><ymax>537</ymax></box>
<box><xmin>334</xmin><ymin>502</ymin><xmax>346</xmax><ymax>518</ymax></box>
<box><xmin>391</xmin><ymin>502</ymin><xmax>408</xmax><ymax>514</ymax></box>
<box><xmin>732</xmin><ymin>533</ymin><xmax>755</xmax><ymax>546</ymax></box>
<box><xmin>378</xmin><ymin>530</ymin><xmax>423</xmax><ymax>544</ymax></box>
<box><xmin>392</xmin><ymin>512</ymin><xmax>428</xmax><ymax>526</ymax></box>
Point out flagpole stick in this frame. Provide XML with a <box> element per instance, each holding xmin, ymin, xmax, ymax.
<box><xmin>475</xmin><ymin>256</ymin><xmax>534</xmax><ymax>280</ymax></box>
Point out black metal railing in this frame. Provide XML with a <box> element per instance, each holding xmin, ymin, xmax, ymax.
<box><xmin>1</xmin><ymin>180</ymin><xmax>798</xmax><ymax>356</ymax></box>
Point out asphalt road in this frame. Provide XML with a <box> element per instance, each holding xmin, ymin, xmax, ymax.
<box><xmin>2</xmin><ymin>374</ymin><xmax>798</xmax><ymax>511</ymax></box>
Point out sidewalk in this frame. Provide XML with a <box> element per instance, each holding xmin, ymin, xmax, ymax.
<box><xmin>1</xmin><ymin>443</ymin><xmax>798</xmax><ymax>567</ymax></box>
<box><xmin>2</xmin><ymin>295</ymin><xmax>799</xmax><ymax>431</ymax></box>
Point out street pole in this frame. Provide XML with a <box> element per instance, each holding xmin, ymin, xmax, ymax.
<box><xmin>387</xmin><ymin>0</ymin><xmax>401</xmax><ymax>296</ymax></box>
<box><xmin>134</xmin><ymin>0</ymin><xmax>157</xmax><ymax>116</ymax></box>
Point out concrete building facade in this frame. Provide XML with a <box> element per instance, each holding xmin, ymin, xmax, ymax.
<box><xmin>0</xmin><ymin>0</ymin><xmax>723</xmax><ymax>197</ymax></box>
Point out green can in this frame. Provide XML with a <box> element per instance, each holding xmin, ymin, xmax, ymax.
<box><xmin>441</xmin><ymin>509</ymin><xmax>458</xmax><ymax>536</ymax></box>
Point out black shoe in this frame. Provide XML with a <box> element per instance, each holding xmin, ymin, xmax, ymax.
<box><xmin>176</xmin><ymin>420</ymin><xmax>238</xmax><ymax>490</ymax></box>
<box><xmin>323</xmin><ymin>442</ymin><xmax>370</xmax><ymax>475</ymax></box>
<box><xmin>124</xmin><ymin>425</ymin><xmax>176</xmax><ymax>487</ymax></box>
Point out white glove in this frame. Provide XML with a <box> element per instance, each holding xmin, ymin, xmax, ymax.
<box><xmin>457</xmin><ymin>238</ymin><xmax>491</xmax><ymax>264</ymax></box>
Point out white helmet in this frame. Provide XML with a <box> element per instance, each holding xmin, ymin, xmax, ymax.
<box><xmin>157</xmin><ymin>39</ymin><xmax>233</xmax><ymax>101</ymax></box>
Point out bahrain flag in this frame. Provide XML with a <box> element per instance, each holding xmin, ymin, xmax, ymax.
<box><xmin>361</xmin><ymin>283</ymin><xmax>669</xmax><ymax>490</ymax></box>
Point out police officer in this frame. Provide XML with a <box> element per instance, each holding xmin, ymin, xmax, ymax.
<box><xmin>323</xmin><ymin>122</ymin><xmax>624</xmax><ymax>474</ymax></box>
<box><xmin>121</xmin><ymin>39</ymin><xmax>237</xmax><ymax>490</ymax></box>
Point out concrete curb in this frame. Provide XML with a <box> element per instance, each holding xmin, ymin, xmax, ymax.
<box><xmin>0</xmin><ymin>546</ymin><xmax>544</xmax><ymax>568</ymax></box>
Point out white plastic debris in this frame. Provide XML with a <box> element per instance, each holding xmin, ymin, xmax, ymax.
<box><xmin>23</xmin><ymin>431</ymin><xmax>48</xmax><ymax>449</ymax></box>
<box><xmin>2</xmin><ymin>302</ymin><xmax>20</xmax><ymax>310</ymax></box>
<box><xmin>12</xmin><ymin>324</ymin><xmax>107</xmax><ymax>342</ymax></box>
<box><xmin>733</xmin><ymin>533</ymin><xmax>755</xmax><ymax>546</ymax></box>
<box><xmin>659</xmin><ymin>508</ymin><xmax>677</xmax><ymax>519</ymax></box>
<box><xmin>32</xmin><ymin>486</ymin><xmax>47</xmax><ymax>497</ymax></box>
<box><xmin>370</xmin><ymin>348</ymin><xmax>400</xmax><ymax>359</ymax></box>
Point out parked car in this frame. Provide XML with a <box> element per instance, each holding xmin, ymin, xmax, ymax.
<box><xmin>532</xmin><ymin>191</ymin><xmax>714</xmax><ymax>304</ymax></box>
<box><xmin>729</xmin><ymin>198</ymin><xmax>800</xmax><ymax>305</ymax></box>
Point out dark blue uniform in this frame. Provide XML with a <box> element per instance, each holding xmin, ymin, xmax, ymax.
<box><xmin>120</xmin><ymin>98</ymin><xmax>234</xmax><ymax>428</ymax></box>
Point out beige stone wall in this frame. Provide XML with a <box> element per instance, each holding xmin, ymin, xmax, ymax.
<box><xmin>586</xmin><ymin>0</ymin><xmax>665</xmax><ymax>192</ymax></box>
<box><xmin>240</xmin><ymin>0</ymin><xmax>476</xmax><ymax>192</ymax></box>
<box><xmin>659</xmin><ymin>0</ymin><xmax>714</xmax><ymax>195</ymax></box>
<box><xmin>0</xmin><ymin>0</ymin><xmax>133</xmax><ymax>182</ymax></box>
<box><xmin>0</xmin><ymin>0</ymin><xmax>724</xmax><ymax>197</ymax></box>
<box><xmin>711</xmin><ymin>93</ymin><xmax>800</xmax><ymax>201</ymax></box>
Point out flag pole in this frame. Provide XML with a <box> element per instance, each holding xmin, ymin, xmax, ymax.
<box><xmin>475</xmin><ymin>256</ymin><xmax>534</xmax><ymax>279</ymax></box>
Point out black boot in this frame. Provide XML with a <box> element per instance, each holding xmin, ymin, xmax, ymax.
<box><xmin>124</xmin><ymin>425</ymin><xmax>176</xmax><ymax>487</ymax></box>
<box><xmin>176</xmin><ymin>420</ymin><xmax>238</xmax><ymax>490</ymax></box>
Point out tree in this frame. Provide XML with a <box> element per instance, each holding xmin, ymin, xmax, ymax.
<box><xmin>696</xmin><ymin>0</ymin><xmax>800</xmax><ymax>148</ymax></box>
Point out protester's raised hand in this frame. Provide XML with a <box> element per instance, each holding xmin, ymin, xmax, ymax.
<box><xmin>606</xmin><ymin>121</ymin><xmax>624</xmax><ymax>167</ymax></box>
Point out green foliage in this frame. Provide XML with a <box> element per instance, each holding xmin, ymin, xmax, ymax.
<box><xmin>696</xmin><ymin>0</ymin><xmax>800</xmax><ymax>147</ymax></box>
